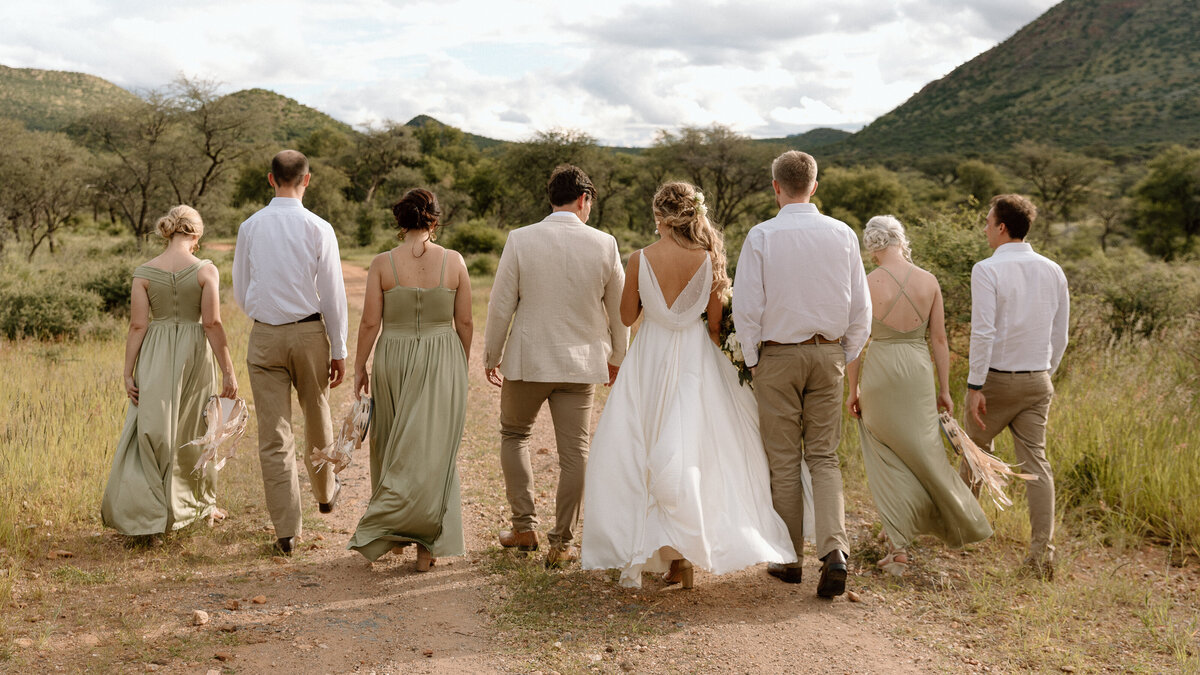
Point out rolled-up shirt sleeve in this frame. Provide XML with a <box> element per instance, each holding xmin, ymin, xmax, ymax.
<box><xmin>316</xmin><ymin>226</ymin><xmax>348</xmax><ymax>360</ymax></box>
<box><xmin>732</xmin><ymin>230</ymin><xmax>766</xmax><ymax>368</ymax></box>
<box><xmin>967</xmin><ymin>263</ymin><xmax>997</xmax><ymax>387</ymax></box>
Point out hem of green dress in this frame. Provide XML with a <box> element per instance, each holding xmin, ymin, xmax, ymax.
<box><xmin>350</xmin><ymin>534</ymin><xmax>464</xmax><ymax>562</ymax></box>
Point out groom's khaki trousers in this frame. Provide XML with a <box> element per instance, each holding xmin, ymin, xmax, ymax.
<box><xmin>247</xmin><ymin>320</ymin><xmax>337</xmax><ymax>539</ymax></box>
<box><xmin>962</xmin><ymin>370</ymin><xmax>1056</xmax><ymax>560</ymax></box>
<box><xmin>499</xmin><ymin>379</ymin><xmax>594</xmax><ymax>547</ymax></box>
<box><xmin>754</xmin><ymin>342</ymin><xmax>849</xmax><ymax>564</ymax></box>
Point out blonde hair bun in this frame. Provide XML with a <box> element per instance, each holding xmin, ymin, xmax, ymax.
<box><xmin>155</xmin><ymin>205</ymin><xmax>204</xmax><ymax>241</ymax></box>
<box><xmin>862</xmin><ymin>215</ymin><xmax>912</xmax><ymax>262</ymax></box>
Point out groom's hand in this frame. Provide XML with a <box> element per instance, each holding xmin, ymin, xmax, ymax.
<box><xmin>606</xmin><ymin>363</ymin><xmax>619</xmax><ymax>387</ymax></box>
<box><xmin>329</xmin><ymin>358</ymin><xmax>346</xmax><ymax>388</ymax></box>
<box><xmin>485</xmin><ymin>367</ymin><xmax>503</xmax><ymax>388</ymax></box>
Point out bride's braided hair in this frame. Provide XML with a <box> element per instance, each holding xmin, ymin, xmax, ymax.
<box><xmin>652</xmin><ymin>182</ymin><xmax>729</xmax><ymax>294</ymax></box>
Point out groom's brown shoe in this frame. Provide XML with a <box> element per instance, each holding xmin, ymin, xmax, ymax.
<box><xmin>499</xmin><ymin>529</ymin><xmax>539</xmax><ymax>551</ymax></box>
<box><xmin>817</xmin><ymin>550</ymin><xmax>848</xmax><ymax>598</ymax></box>
<box><xmin>767</xmin><ymin>563</ymin><xmax>803</xmax><ymax>584</ymax></box>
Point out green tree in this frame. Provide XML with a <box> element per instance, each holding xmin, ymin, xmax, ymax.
<box><xmin>344</xmin><ymin>122</ymin><xmax>421</xmax><ymax>206</ymax></box>
<box><xmin>817</xmin><ymin>165</ymin><xmax>914</xmax><ymax>229</ymax></box>
<box><xmin>955</xmin><ymin>159</ymin><xmax>1006</xmax><ymax>203</ymax></box>
<box><xmin>164</xmin><ymin>77</ymin><xmax>263</xmax><ymax>209</ymax></box>
<box><xmin>1128</xmin><ymin>145</ymin><xmax>1200</xmax><ymax>260</ymax></box>
<box><xmin>1009</xmin><ymin>141</ymin><xmax>1108</xmax><ymax>227</ymax></box>
<box><xmin>0</xmin><ymin>120</ymin><xmax>93</xmax><ymax>259</ymax></box>
<box><xmin>78</xmin><ymin>94</ymin><xmax>177</xmax><ymax>239</ymax></box>
<box><xmin>647</xmin><ymin>124</ymin><xmax>776</xmax><ymax>230</ymax></box>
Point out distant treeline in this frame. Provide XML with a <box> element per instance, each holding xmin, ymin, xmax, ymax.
<box><xmin>0</xmin><ymin>77</ymin><xmax>1198</xmax><ymax>264</ymax></box>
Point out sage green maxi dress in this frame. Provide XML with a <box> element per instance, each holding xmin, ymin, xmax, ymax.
<box><xmin>102</xmin><ymin>260</ymin><xmax>219</xmax><ymax>535</ymax></box>
<box><xmin>348</xmin><ymin>251</ymin><xmax>467</xmax><ymax>561</ymax></box>
<box><xmin>858</xmin><ymin>268</ymin><xmax>992</xmax><ymax>549</ymax></box>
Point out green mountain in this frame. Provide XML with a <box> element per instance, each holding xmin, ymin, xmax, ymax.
<box><xmin>756</xmin><ymin>127</ymin><xmax>853</xmax><ymax>151</ymax></box>
<box><xmin>837</xmin><ymin>0</ymin><xmax>1200</xmax><ymax>159</ymax></box>
<box><xmin>405</xmin><ymin>114</ymin><xmax>507</xmax><ymax>150</ymax></box>
<box><xmin>0</xmin><ymin>64</ymin><xmax>139</xmax><ymax>131</ymax></box>
<box><xmin>221</xmin><ymin>88</ymin><xmax>354</xmax><ymax>143</ymax></box>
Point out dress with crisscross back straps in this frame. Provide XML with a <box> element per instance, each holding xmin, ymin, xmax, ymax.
<box><xmin>348</xmin><ymin>250</ymin><xmax>467</xmax><ymax>561</ymax></box>
<box><xmin>857</xmin><ymin>265</ymin><xmax>992</xmax><ymax>549</ymax></box>
<box><xmin>102</xmin><ymin>260</ymin><xmax>220</xmax><ymax>535</ymax></box>
<box><xmin>581</xmin><ymin>251</ymin><xmax>797</xmax><ymax>587</ymax></box>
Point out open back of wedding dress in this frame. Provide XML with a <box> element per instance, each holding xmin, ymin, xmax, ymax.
<box><xmin>581</xmin><ymin>252</ymin><xmax>804</xmax><ymax>587</ymax></box>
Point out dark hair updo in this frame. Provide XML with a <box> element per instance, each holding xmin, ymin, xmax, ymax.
<box><xmin>392</xmin><ymin>188</ymin><xmax>441</xmax><ymax>236</ymax></box>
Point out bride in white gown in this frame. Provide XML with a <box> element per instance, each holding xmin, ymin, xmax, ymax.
<box><xmin>581</xmin><ymin>182</ymin><xmax>802</xmax><ymax>589</ymax></box>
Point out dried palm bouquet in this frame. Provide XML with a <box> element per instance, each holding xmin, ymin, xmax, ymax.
<box><xmin>939</xmin><ymin>411</ymin><xmax>1036</xmax><ymax>509</ymax></box>
<box><xmin>187</xmin><ymin>396</ymin><xmax>249</xmax><ymax>473</ymax></box>
<box><xmin>311</xmin><ymin>395</ymin><xmax>372</xmax><ymax>474</ymax></box>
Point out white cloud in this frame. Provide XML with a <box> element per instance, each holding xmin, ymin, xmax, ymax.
<box><xmin>0</xmin><ymin>0</ymin><xmax>1060</xmax><ymax>146</ymax></box>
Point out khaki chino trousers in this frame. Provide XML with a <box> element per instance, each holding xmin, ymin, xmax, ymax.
<box><xmin>962</xmin><ymin>370</ymin><xmax>1056</xmax><ymax>559</ymax></box>
<box><xmin>754</xmin><ymin>343</ymin><xmax>849</xmax><ymax>565</ymax></box>
<box><xmin>499</xmin><ymin>379</ymin><xmax>595</xmax><ymax>547</ymax></box>
<box><xmin>247</xmin><ymin>320</ymin><xmax>338</xmax><ymax>539</ymax></box>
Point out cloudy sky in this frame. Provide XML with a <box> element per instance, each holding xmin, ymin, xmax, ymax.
<box><xmin>1</xmin><ymin>0</ymin><xmax>1058</xmax><ymax>146</ymax></box>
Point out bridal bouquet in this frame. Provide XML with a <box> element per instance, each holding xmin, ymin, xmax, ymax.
<box><xmin>704</xmin><ymin>298</ymin><xmax>753</xmax><ymax>388</ymax></box>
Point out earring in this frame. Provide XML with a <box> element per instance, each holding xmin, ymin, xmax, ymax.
<box><xmin>429</xmin><ymin>227</ymin><xmax>438</xmax><ymax>243</ymax></box>
<box><xmin>398</xmin><ymin>229</ymin><xmax>406</xmax><ymax>242</ymax></box>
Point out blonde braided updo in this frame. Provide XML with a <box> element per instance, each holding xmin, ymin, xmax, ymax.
<box><xmin>652</xmin><ymin>182</ymin><xmax>729</xmax><ymax>294</ymax></box>
<box><xmin>154</xmin><ymin>205</ymin><xmax>204</xmax><ymax>242</ymax></box>
<box><xmin>862</xmin><ymin>215</ymin><xmax>912</xmax><ymax>262</ymax></box>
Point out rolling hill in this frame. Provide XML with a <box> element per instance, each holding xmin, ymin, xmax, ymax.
<box><xmin>0</xmin><ymin>64</ymin><xmax>139</xmax><ymax>131</ymax></box>
<box><xmin>835</xmin><ymin>0</ymin><xmax>1200</xmax><ymax>159</ymax></box>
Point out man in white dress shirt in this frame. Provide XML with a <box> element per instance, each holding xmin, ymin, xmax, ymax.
<box><xmin>233</xmin><ymin>149</ymin><xmax>348</xmax><ymax>555</ymax></box>
<box><xmin>733</xmin><ymin>150</ymin><xmax>871</xmax><ymax>597</ymax></box>
<box><xmin>964</xmin><ymin>194</ymin><xmax>1069</xmax><ymax>580</ymax></box>
<box><xmin>484</xmin><ymin>164</ymin><xmax>627</xmax><ymax>568</ymax></box>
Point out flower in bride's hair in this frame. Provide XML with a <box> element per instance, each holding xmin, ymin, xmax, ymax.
<box><xmin>692</xmin><ymin>192</ymin><xmax>708</xmax><ymax>217</ymax></box>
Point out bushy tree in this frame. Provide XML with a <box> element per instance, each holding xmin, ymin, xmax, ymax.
<box><xmin>0</xmin><ymin>120</ymin><xmax>94</xmax><ymax>259</ymax></box>
<box><xmin>1009</xmin><ymin>141</ymin><xmax>1108</xmax><ymax>227</ymax></box>
<box><xmin>647</xmin><ymin>124</ymin><xmax>775</xmax><ymax>230</ymax></box>
<box><xmin>955</xmin><ymin>159</ymin><xmax>1006</xmax><ymax>203</ymax></box>
<box><xmin>817</xmin><ymin>165</ymin><xmax>914</xmax><ymax>229</ymax></box>
<box><xmin>1128</xmin><ymin>145</ymin><xmax>1200</xmax><ymax>260</ymax></box>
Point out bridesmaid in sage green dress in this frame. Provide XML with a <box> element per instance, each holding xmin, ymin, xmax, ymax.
<box><xmin>845</xmin><ymin>216</ymin><xmax>991</xmax><ymax>575</ymax></box>
<box><xmin>102</xmin><ymin>205</ymin><xmax>238</xmax><ymax>538</ymax></box>
<box><xmin>349</xmin><ymin>189</ymin><xmax>472</xmax><ymax>571</ymax></box>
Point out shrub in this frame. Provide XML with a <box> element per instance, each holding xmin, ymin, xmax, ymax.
<box><xmin>0</xmin><ymin>286</ymin><xmax>101</xmax><ymax>340</ymax></box>
<box><xmin>467</xmin><ymin>253</ymin><xmax>498</xmax><ymax>276</ymax></box>
<box><xmin>81</xmin><ymin>262</ymin><xmax>134</xmax><ymax>314</ymax></box>
<box><xmin>441</xmin><ymin>220</ymin><xmax>507</xmax><ymax>255</ymax></box>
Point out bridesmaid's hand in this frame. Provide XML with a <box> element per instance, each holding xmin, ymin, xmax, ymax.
<box><xmin>936</xmin><ymin>389</ymin><xmax>953</xmax><ymax>415</ymax></box>
<box><xmin>221</xmin><ymin>371</ymin><xmax>238</xmax><ymax>400</ymax></box>
<box><xmin>124</xmin><ymin>375</ymin><xmax>139</xmax><ymax>405</ymax></box>
<box><xmin>845</xmin><ymin>388</ymin><xmax>861</xmax><ymax>418</ymax></box>
<box><xmin>354</xmin><ymin>370</ymin><xmax>369</xmax><ymax>398</ymax></box>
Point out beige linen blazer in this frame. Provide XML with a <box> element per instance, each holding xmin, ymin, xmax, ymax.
<box><xmin>484</xmin><ymin>211</ymin><xmax>628</xmax><ymax>383</ymax></box>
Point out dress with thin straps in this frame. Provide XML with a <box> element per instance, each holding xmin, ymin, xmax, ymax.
<box><xmin>102</xmin><ymin>260</ymin><xmax>220</xmax><ymax>534</ymax></box>
<box><xmin>348</xmin><ymin>250</ymin><xmax>467</xmax><ymax>560</ymax></box>
<box><xmin>857</xmin><ymin>265</ymin><xmax>992</xmax><ymax>548</ymax></box>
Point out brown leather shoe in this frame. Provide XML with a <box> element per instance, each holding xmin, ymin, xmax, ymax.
<box><xmin>498</xmin><ymin>529</ymin><xmax>539</xmax><ymax>551</ymax></box>
<box><xmin>544</xmin><ymin>544</ymin><xmax>578</xmax><ymax>569</ymax></box>
<box><xmin>767</xmin><ymin>562</ymin><xmax>802</xmax><ymax>584</ymax></box>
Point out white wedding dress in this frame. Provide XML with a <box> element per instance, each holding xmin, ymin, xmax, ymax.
<box><xmin>581</xmin><ymin>253</ymin><xmax>807</xmax><ymax>588</ymax></box>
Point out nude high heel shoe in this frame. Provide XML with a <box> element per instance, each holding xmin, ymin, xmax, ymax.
<box><xmin>662</xmin><ymin>559</ymin><xmax>694</xmax><ymax>589</ymax></box>
<box><xmin>416</xmin><ymin>544</ymin><xmax>437</xmax><ymax>572</ymax></box>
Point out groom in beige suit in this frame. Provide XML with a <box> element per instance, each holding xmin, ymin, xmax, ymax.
<box><xmin>484</xmin><ymin>164</ymin><xmax>628</xmax><ymax>568</ymax></box>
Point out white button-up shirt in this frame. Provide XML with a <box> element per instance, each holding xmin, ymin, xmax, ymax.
<box><xmin>968</xmin><ymin>242</ymin><xmax>1069</xmax><ymax>387</ymax></box>
<box><xmin>233</xmin><ymin>197</ymin><xmax>349</xmax><ymax>360</ymax></box>
<box><xmin>733</xmin><ymin>203</ymin><xmax>872</xmax><ymax>367</ymax></box>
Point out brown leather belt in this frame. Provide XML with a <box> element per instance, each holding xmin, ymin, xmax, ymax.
<box><xmin>764</xmin><ymin>335</ymin><xmax>842</xmax><ymax>346</ymax></box>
